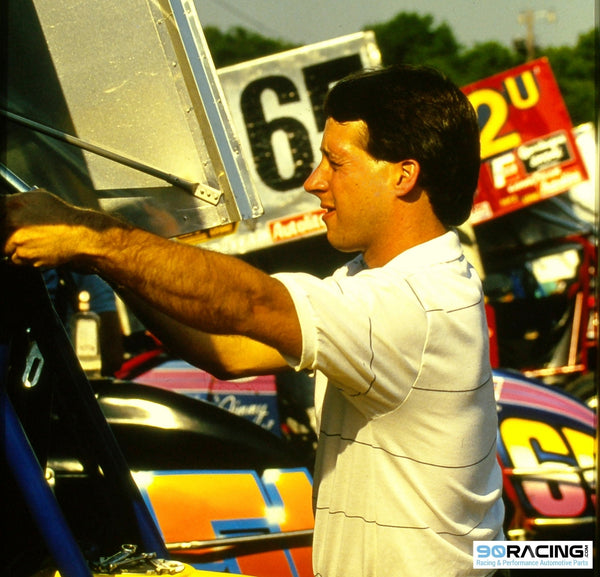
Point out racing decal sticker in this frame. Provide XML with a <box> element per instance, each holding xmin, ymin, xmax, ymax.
<box><xmin>134</xmin><ymin>469</ymin><xmax>314</xmax><ymax>576</ymax></box>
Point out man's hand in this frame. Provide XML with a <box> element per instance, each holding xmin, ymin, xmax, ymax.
<box><xmin>1</xmin><ymin>189</ymin><xmax>303</xmax><ymax>362</ymax></box>
<box><xmin>2</xmin><ymin>190</ymin><xmax>110</xmax><ymax>269</ymax></box>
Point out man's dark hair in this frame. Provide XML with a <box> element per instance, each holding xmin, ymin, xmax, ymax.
<box><xmin>323</xmin><ymin>65</ymin><xmax>480</xmax><ymax>226</ymax></box>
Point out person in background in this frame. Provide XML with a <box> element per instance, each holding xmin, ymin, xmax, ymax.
<box><xmin>2</xmin><ymin>65</ymin><xmax>505</xmax><ymax>576</ymax></box>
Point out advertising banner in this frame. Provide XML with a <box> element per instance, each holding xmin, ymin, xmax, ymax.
<box><xmin>205</xmin><ymin>32</ymin><xmax>381</xmax><ymax>253</ymax></box>
<box><xmin>463</xmin><ymin>58</ymin><xmax>589</xmax><ymax>224</ymax></box>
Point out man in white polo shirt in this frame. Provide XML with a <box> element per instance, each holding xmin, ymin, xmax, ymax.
<box><xmin>3</xmin><ymin>65</ymin><xmax>505</xmax><ymax>576</ymax></box>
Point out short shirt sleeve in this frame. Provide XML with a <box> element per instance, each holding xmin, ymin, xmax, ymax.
<box><xmin>273</xmin><ymin>262</ymin><xmax>427</xmax><ymax>415</ymax></box>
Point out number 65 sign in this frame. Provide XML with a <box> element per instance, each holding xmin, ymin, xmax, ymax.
<box><xmin>206</xmin><ymin>32</ymin><xmax>381</xmax><ymax>254</ymax></box>
<box><xmin>463</xmin><ymin>58</ymin><xmax>589</xmax><ymax>224</ymax></box>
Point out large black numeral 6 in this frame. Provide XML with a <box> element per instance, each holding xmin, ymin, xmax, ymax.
<box><xmin>241</xmin><ymin>76</ymin><xmax>313</xmax><ymax>191</ymax></box>
<box><xmin>240</xmin><ymin>55</ymin><xmax>363</xmax><ymax>192</ymax></box>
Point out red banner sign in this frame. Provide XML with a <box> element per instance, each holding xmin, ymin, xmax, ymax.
<box><xmin>462</xmin><ymin>58</ymin><xmax>588</xmax><ymax>224</ymax></box>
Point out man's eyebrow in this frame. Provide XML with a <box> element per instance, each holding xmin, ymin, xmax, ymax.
<box><xmin>318</xmin><ymin>146</ymin><xmax>332</xmax><ymax>161</ymax></box>
<box><xmin>320</xmin><ymin>147</ymin><xmax>344</xmax><ymax>162</ymax></box>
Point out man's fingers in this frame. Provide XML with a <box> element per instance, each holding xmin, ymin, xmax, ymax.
<box><xmin>0</xmin><ymin>190</ymin><xmax>97</xmax><ymax>269</ymax></box>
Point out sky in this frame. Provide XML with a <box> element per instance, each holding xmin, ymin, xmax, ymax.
<box><xmin>196</xmin><ymin>0</ymin><xmax>595</xmax><ymax>50</ymax></box>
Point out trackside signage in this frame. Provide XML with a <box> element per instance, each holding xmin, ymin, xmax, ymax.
<box><xmin>463</xmin><ymin>58</ymin><xmax>588</xmax><ymax>224</ymax></box>
<box><xmin>474</xmin><ymin>541</ymin><xmax>593</xmax><ymax>570</ymax></box>
<box><xmin>203</xmin><ymin>32</ymin><xmax>381</xmax><ymax>254</ymax></box>
<box><xmin>268</xmin><ymin>209</ymin><xmax>327</xmax><ymax>243</ymax></box>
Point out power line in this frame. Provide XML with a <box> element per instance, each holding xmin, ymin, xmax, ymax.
<box><xmin>202</xmin><ymin>0</ymin><xmax>285</xmax><ymax>39</ymax></box>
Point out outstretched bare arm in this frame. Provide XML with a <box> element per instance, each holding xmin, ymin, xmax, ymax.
<box><xmin>2</xmin><ymin>191</ymin><xmax>302</xmax><ymax>367</ymax></box>
<box><xmin>119</xmin><ymin>287</ymin><xmax>292</xmax><ymax>379</ymax></box>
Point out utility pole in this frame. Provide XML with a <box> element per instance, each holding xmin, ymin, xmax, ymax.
<box><xmin>518</xmin><ymin>9</ymin><xmax>557</xmax><ymax>60</ymax></box>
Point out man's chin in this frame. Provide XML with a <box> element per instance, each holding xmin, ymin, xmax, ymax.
<box><xmin>326</xmin><ymin>233</ymin><xmax>360</xmax><ymax>255</ymax></box>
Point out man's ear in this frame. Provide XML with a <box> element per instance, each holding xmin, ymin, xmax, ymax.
<box><xmin>393</xmin><ymin>159</ymin><xmax>420</xmax><ymax>197</ymax></box>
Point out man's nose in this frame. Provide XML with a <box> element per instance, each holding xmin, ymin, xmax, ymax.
<box><xmin>303</xmin><ymin>164</ymin><xmax>327</xmax><ymax>194</ymax></box>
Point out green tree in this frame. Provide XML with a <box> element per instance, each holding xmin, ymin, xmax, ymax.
<box><xmin>204</xmin><ymin>26</ymin><xmax>297</xmax><ymax>68</ymax></box>
<box><xmin>203</xmin><ymin>13</ymin><xmax>595</xmax><ymax>125</ymax></box>
<box><xmin>367</xmin><ymin>12</ymin><xmax>595</xmax><ymax>124</ymax></box>
<box><xmin>543</xmin><ymin>29</ymin><xmax>597</xmax><ymax>126</ymax></box>
<box><xmin>368</xmin><ymin>12</ymin><xmax>462</xmax><ymax>75</ymax></box>
<box><xmin>453</xmin><ymin>42</ymin><xmax>520</xmax><ymax>87</ymax></box>
<box><xmin>367</xmin><ymin>13</ymin><xmax>523</xmax><ymax>86</ymax></box>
